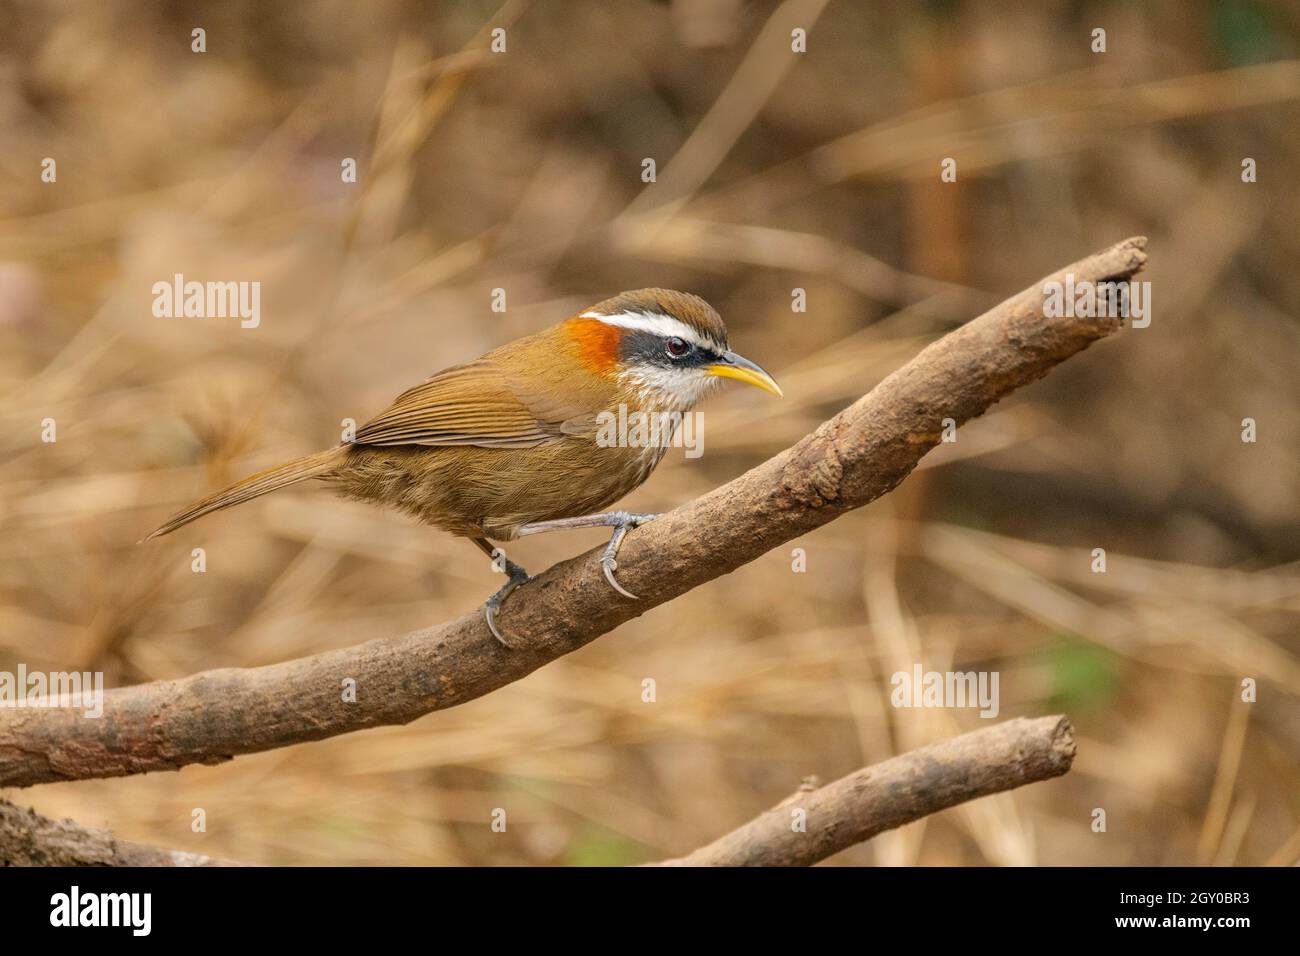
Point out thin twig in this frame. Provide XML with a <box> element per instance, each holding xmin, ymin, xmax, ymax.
<box><xmin>653</xmin><ymin>716</ymin><xmax>1076</xmax><ymax>866</ymax></box>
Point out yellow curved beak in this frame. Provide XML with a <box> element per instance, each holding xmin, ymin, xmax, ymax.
<box><xmin>705</xmin><ymin>351</ymin><xmax>783</xmax><ymax>397</ymax></box>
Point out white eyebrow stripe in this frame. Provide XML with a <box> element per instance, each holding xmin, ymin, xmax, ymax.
<box><xmin>581</xmin><ymin>310</ymin><xmax>718</xmax><ymax>352</ymax></box>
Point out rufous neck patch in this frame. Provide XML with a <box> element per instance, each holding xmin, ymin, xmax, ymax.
<box><xmin>564</xmin><ymin>316</ymin><xmax>622</xmax><ymax>375</ymax></box>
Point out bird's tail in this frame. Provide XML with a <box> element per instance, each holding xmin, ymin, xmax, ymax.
<box><xmin>142</xmin><ymin>446</ymin><xmax>347</xmax><ymax>541</ymax></box>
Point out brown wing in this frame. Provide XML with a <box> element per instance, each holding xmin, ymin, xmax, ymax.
<box><xmin>352</xmin><ymin>360</ymin><xmax>564</xmax><ymax>449</ymax></box>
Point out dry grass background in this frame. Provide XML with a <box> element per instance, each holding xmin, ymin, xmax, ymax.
<box><xmin>1</xmin><ymin>0</ymin><xmax>1298</xmax><ymax>865</ymax></box>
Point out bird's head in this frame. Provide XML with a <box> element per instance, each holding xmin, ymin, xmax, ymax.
<box><xmin>565</xmin><ymin>289</ymin><xmax>782</xmax><ymax>410</ymax></box>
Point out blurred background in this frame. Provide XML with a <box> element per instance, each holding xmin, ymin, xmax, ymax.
<box><xmin>1</xmin><ymin>0</ymin><xmax>1298</xmax><ymax>865</ymax></box>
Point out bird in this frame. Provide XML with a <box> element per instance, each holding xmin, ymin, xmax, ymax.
<box><xmin>144</xmin><ymin>289</ymin><xmax>782</xmax><ymax>644</ymax></box>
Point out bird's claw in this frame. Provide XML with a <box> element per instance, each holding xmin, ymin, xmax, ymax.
<box><xmin>602</xmin><ymin>552</ymin><xmax>636</xmax><ymax>599</ymax></box>
<box><xmin>601</xmin><ymin>512</ymin><xmax>660</xmax><ymax>600</ymax></box>
<box><xmin>483</xmin><ymin>560</ymin><xmax>532</xmax><ymax>648</ymax></box>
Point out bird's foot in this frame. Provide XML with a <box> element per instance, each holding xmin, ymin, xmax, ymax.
<box><xmin>483</xmin><ymin>555</ymin><xmax>532</xmax><ymax>648</ymax></box>
<box><xmin>600</xmin><ymin>511</ymin><xmax>661</xmax><ymax>599</ymax></box>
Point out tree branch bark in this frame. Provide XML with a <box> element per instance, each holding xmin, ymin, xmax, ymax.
<box><xmin>0</xmin><ymin>237</ymin><xmax>1146</xmax><ymax>789</ymax></box>
<box><xmin>0</xmin><ymin>798</ymin><xmax>240</xmax><ymax>866</ymax></box>
<box><xmin>653</xmin><ymin>715</ymin><xmax>1076</xmax><ymax>865</ymax></box>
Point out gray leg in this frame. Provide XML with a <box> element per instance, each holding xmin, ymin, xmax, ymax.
<box><xmin>515</xmin><ymin>511</ymin><xmax>661</xmax><ymax>599</ymax></box>
<box><xmin>472</xmin><ymin>537</ymin><xmax>531</xmax><ymax>647</ymax></box>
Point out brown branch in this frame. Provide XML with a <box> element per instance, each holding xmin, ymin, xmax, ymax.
<box><xmin>0</xmin><ymin>237</ymin><xmax>1147</xmax><ymax>789</ymax></box>
<box><xmin>652</xmin><ymin>715</ymin><xmax>1076</xmax><ymax>866</ymax></box>
<box><xmin>0</xmin><ymin>798</ymin><xmax>241</xmax><ymax>866</ymax></box>
<box><xmin>1</xmin><ymin>718</ymin><xmax>1072</xmax><ymax>866</ymax></box>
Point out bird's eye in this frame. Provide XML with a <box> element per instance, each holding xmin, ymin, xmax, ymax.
<box><xmin>665</xmin><ymin>336</ymin><xmax>689</xmax><ymax>359</ymax></box>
